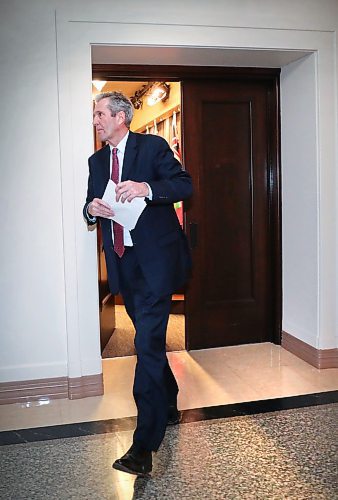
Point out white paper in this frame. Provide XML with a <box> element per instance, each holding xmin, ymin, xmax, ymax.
<box><xmin>102</xmin><ymin>179</ymin><xmax>146</xmax><ymax>230</ymax></box>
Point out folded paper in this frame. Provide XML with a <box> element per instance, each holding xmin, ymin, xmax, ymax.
<box><xmin>102</xmin><ymin>180</ymin><xmax>146</xmax><ymax>230</ymax></box>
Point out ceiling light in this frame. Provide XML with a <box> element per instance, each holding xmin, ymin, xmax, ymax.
<box><xmin>92</xmin><ymin>80</ymin><xmax>107</xmax><ymax>92</ymax></box>
<box><xmin>147</xmin><ymin>83</ymin><xmax>170</xmax><ymax>106</ymax></box>
<box><xmin>130</xmin><ymin>82</ymin><xmax>171</xmax><ymax>109</ymax></box>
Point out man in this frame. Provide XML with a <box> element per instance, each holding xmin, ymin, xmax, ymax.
<box><xmin>83</xmin><ymin>91</ymin><xmax>192</xmax><ymax>476</ymax></box>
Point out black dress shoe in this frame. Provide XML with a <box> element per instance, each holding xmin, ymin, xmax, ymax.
<box><xmin>113</xmin><ymin>444</ymin><xmax>152</xmax><ymax>477</ymax></box>
<box><xmin>167</xmin><ymin>405</ymin><xmax>180</xmax><ymax>426</ymax></box>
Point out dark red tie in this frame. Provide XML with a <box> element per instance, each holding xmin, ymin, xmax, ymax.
<box><xmin>111</xmin><ymin>148</ymin><xmax>125</xmax><ymax>258</ymax></box>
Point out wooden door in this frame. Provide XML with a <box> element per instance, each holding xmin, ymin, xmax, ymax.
<box><xmin>182</xmin><ymin>78</ymin><xmax>281</xmax><ymax>350</ymax></box>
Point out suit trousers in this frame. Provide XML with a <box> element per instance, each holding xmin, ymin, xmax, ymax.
<box><xmin>117</xmin><ymin>247</ymin><xmax>179</xmax><ymax>451</ymax></box>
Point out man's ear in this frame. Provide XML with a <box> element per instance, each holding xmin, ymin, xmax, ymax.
<box><xmin>117</xmin><ymin>110</ymin><xmax>126</xmax><ymax>125</ymax></box>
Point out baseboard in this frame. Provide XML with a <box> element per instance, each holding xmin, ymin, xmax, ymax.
<box><xmin>0</xmin><ymin>373</ymin><xmax>104</xmax><ymax>405</ymax></box>
<box><xmin>68</xmin><ymin>373</ymin><xmax>104</xmax><ymax>400</ymax></box>
<box><xmin>282</xmin><ymin>331</ymin><xmax>338</xmax><ymax>369</ymax></box>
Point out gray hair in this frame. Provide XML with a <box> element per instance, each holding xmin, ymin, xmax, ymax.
<box><xmin>95</xmin><ymin>91</ymin><xmax>134</xmax><ymax>127</ymax></box>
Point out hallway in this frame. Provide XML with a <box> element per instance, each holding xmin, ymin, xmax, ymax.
<box><xmin>0</xmin><ymin>344</ymin><xmax>337</xmax><ymax>498</ymax></box>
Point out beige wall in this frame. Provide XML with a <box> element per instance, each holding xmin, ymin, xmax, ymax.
<box><xmin>131</xmin><ymin>82</ymin><xmax>180</xmax><ymax>132</ymax></box>
<box><xmin>92</xmin><ymin>81</ymin><xmax>180</xmax><ymax>132</ymax></box>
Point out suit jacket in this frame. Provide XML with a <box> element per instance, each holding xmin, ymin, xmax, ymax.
<box><xmin>83</xmin><ymin>131</ymin><xmax>193</xmax><ymax>297</ymax></box>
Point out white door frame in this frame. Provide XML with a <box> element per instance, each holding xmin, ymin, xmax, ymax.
<box><xmin>55</xmin><ymin>14</ymin><xmax>337</xmax><ymax>390</ymax></box>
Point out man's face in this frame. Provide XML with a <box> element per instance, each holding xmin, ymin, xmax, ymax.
<box><xmin>93</xmin><ymin>98</ymin><xmax>125</xmax><ymax>145</ymax></box>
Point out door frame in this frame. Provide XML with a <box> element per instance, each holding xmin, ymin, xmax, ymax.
<box><xmin>92</xmin><ymin>64</ymin><xmax>282</xmax><ymax>346</ymax></box>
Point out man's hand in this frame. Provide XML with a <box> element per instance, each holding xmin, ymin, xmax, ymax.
<box><xmin>115</xmin><ymin>181</ymin><xmax>149</xmax><ymax>203</ymax></box>
<box><xmin>88</xmin><ymin>198</ymin><xmax>114</xmax><ymax>218</ymax></box>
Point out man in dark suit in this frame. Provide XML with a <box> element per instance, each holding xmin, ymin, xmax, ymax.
<box><xmin>83</xmin><ymin>91</ymin><xmax>192</xmax><ymax>476</ymax></box>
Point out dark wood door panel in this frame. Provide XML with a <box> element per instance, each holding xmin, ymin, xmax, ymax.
<box><xmin>202</xmin><ymin>99</ymin><xmax>255</xmax><ymax>302</ymax></box>
<box><xmin>183</xmin><ymin>79</ymin><xmax>279</xmax><ymax>349</ymax></box>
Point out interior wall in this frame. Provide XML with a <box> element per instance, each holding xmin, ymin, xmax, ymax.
<box><xmin>95</xmin><ymin>81</ymin><xmax>181</xmax><ymax>132</ymax></box>
<box><xmin>0</xmin><ymin>1</ymin><xmax>68</xmax><ymax>382</ymax></box>
<box><xmin>132</xmin><ymin>82</ymin><xmax>180</xmax><ymax>132</ymax></box>
<box><xmin>281</xmin><ymin>54</ymin><xmax>319</xmax><ymax>347</ymax></box>
<box><xmin>0</xmin><ymin>0</ymin><xmax>337</xmax><ymax>386</ymax></box>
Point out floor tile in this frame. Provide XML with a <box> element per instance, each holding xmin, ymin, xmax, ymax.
<box><xmin>1</xmin><ymin>344</ymin><xmax>337</xmax><ymax>432</ymax></box>
<box><xmin>1</xmin><ymin>404</ymin><xmax>336</xmax><ymax>499</ymax></box>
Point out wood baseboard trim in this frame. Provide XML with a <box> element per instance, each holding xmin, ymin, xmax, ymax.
<box><xmin>0</xmin><ymin>373</ymin><xmax>104</xmax><ymax>405</ymax></box>
<box><xmin>68</xmin><ymin>373</ymin><xmax>104</xmax><ymax>400</ymax></box>
<box><xmin>0</xmin><ymin>377</ymin><xmax>68</xmax><ymax>405</ymax></box>
<box><xmin>282</xmin><ymin>331</ymin><xmax>338</xmax><ymax>369</ymax></box>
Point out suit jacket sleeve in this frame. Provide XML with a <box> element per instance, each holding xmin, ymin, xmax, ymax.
<box><xmin>146</xmin><ymin>137</ymin><xmax>192</xmax><ymax>205</ymax></box>
<box><xmin>83</xmin><ymin>159</ymin><xmax>97</xmax><ymax>226</ymax></box>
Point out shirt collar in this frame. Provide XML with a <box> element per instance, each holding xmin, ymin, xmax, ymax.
<box><xmin>109</xmin><ymin>130</ymin><xmax>129</xmax><ymax>155</ymax></box>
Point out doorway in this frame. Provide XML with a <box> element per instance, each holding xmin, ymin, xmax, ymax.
<box><xmin>92</xmin><ymin>79</ymin><xmax>187</xmax><ymax>358</ymax></box>
<box><xmin>92</xmin><ymin>65</ymin><xmax>282</xmax><ymax>354</ymax></box>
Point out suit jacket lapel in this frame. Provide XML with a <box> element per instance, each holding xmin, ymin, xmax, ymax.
<box><xmin>95</xmin><ymin>145</ymin><xmax>111</xmax><ymax>197</ymax></box>
<box><xmin>122</xmin><ymin>131</ymin><xmax>138</xmax><ymax>181</ymax></box>
<box><xmin>102</xmin><ymin>145</ymin><xmax>111</xmax><ymax>183</ymax></box>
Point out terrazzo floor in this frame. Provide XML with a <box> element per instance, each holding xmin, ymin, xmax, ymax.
<box><xmin>1</xmin><ymin>403</ymin><xmax>337</xmax><ymax>499</ymax></box>
<box><xmin>1</xmin><ymin>345</ymin><xmax>338</xmax><ymax>499</ymax></box>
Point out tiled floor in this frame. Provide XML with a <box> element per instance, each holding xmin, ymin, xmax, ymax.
<box><xmin>0</xmin><ymin>343</ymin><xmax>337</xmax><ymax>432</ymax></box>
<box><xmin>1</xmin><ymin>404</ymin><xmax>337</xmax><ymax>499</ymax></box>
<box><xmin>1</xmin><ymin>344</ymin><xmax>338</xmax><ymax>499</ymax></box>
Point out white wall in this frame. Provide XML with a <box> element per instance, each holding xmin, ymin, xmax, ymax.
<box><xmin>0</xmin><ymin>0</ymin><xmax>68</xmax><ymax>381</ymax></box>
<box><xmin>281</xmin><ymin>55</ymin><xmax>319</xmax><ymax>346</ymax></box>
<box><xmin>0</xmin><ymin>0</ymin><xmax>337</xmax><ymax>386</ymax></box>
